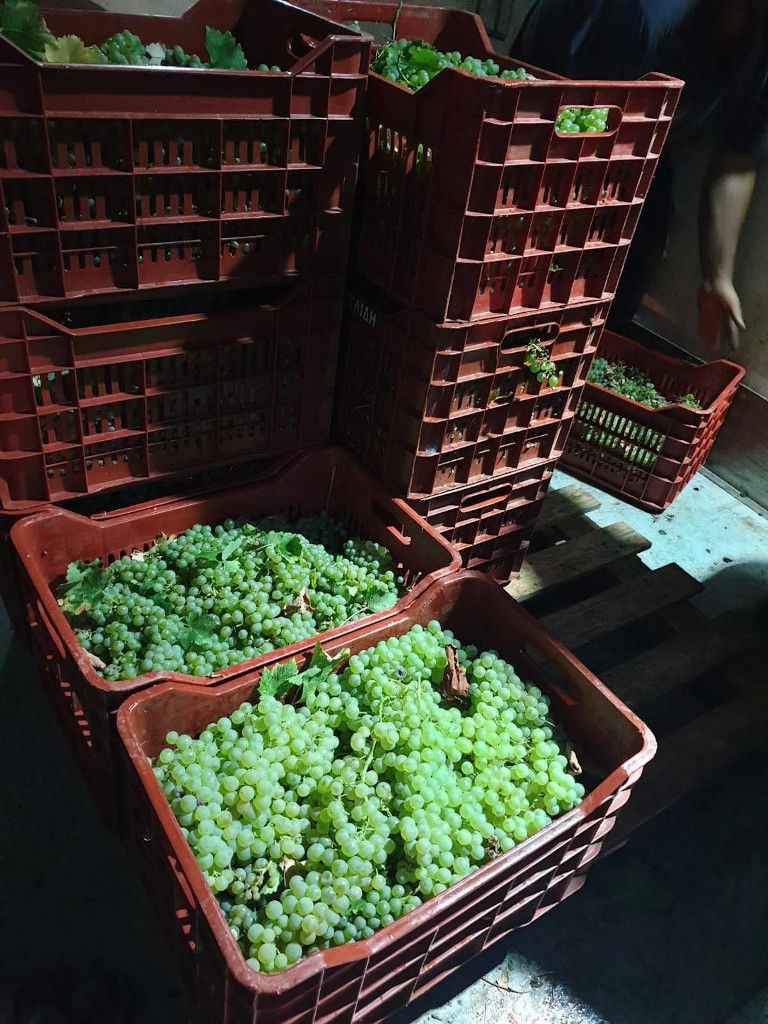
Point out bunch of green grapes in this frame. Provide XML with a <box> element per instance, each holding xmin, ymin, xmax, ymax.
<box><xmin>371</xmin><ymin>39</ymin><xmax>534</xmax><ymax>91</ymax></box>
<box><xmin>556</xmin><ymin>106</ymin><xmax>610</xmax><ymax>134</ymax></box>
<box><xmin>154</xmin><ymin>622</ymin><xmax>585</xmax><ymax>973</ymax></box>
<box><xmin>158</xmin><ymin>43</ymin><xmax>205</xmax><ymax>68</ymax></box>
<box><xmin>58</xmin><ymin>515</ymin><xmax>403</xmax><ymax>682</ymax></box>
<box><xmin>99</xmin><ymin>30</ymin><xmax>149</xmax><ymax>65</ymax></box>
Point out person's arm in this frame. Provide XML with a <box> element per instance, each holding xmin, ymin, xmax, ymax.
<box><xmin>698</xmin><ymin>147</ymin><xmax>757</xmax><ymax>350</ymax></box>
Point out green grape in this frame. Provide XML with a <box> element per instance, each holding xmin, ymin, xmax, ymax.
<box><xmin>99</xmin><ymin>30</ymin><xmax>149</xmax><ymax>66</ymax></box>
<box><xmin>154</xmin><ymin>622</ymin><xmax>584</xmax><ymax>974</ymax></box>
<box><xmin>556</xmin><ymin>105</ymin><xmax>610</xmax><ymax>134</ymax></box>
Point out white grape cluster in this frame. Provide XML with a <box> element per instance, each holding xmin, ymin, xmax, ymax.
<box><xmin>154</xmin><ymin>622</ymin><xmax>585</xmax><ymax>973</ymax></box>
<box><xmin>59</xmin><ymin>515</ymin><xmax>402</xmax><ymax>681</ymax></box>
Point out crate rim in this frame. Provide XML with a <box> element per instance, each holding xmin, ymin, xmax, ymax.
<box><xmin>3</xmin><ymin>0</ymin><xmax>372</xmax><ymax>74</ymax></box>
<box><xmin>116</xmin><ymin>566</ymin><xmax>656</xmax><ymax>996</ymax></box>
<box><xmin>307</xmin><ymin>0</ymin><xmax>682</xmax><ymax>90</ymax></box>
<box><xmin>11</xmin><ymin>445</ymin><xmax>462</xmax><ymax>695</ymax></box>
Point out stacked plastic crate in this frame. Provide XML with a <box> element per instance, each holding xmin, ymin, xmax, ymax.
<box><xmin>0</xmin><ymin>0</ymin><xmax>372</xmax><ymax>634</ymax></box>
<box><xmin>333</xmin><ymin>1</ymin><xmax>683</xmax><ymax>580</ymax></box>
<box><xmin>0</xmin><ymin>7</ymin><xmax>669</xmax><ymax>1022</ymax></box>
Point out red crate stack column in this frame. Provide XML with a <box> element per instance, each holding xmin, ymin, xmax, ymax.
<box><xmin>328</xmin><ymin>0</ymin><xmax>682</xmax><ymax>581</ymax></box>
<box><xmin>335</xmin><ymin>279</ymin><xmax>610</xmax><ymax>579</ymax></box>
<box><xmin>0</xmin><ymin>0</ymin><xmax>372</xmax><ymax>632</ymax></box>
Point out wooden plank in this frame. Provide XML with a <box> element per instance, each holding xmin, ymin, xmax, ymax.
<box><xmin>538</xmin><ymin>563</ymin><xmax>702</xmax><ymax>650</ymax></box>
<box><xmin>536</xmin><ymin>485</ymin><xmax>601</xmax><ymax>527</ymax></box>
<box><xmin>600</xmin><ymin>619</ymin><xmax>755</xmax><ymax>709</ymax></box>
<box><xmin>506</xmin><ymin>521</ymin><xmax>651</xmax><ymax>601</ymax></box>
<box><xmin>606</xmin><ymin>665</ymin><xmax>768</xmax><ymax>851</ymax></box>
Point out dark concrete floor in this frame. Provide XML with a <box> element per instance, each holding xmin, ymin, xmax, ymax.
<box><xmin>1</xmin><ymin>606</ymin><xmax>767</xmax><ymax>1024</ymax></box>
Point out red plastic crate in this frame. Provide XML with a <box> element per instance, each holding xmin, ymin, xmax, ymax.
<box><xmin>11</xmin><ymin>447</ymin><xmax>460</xmax><ymax>821</ymax></box>
<box><xmin>308</xmin><ymin>0</ymin><xmax>681</xmax><ymax>321</ymax></box>
<box><xmin>561</xmin><ymin>331</ymin><xmax>744</xmax><ymax>512</ymax></box>
<box><xmin>0</xmin><ymin>0</ymin><xmax>368</xmax><ymax>305</ymax></box>
<box><xmin>0</xmin><ymin>275</ymin><xmax>347</xmax><ymax>511</ymax></box>
<box><xmin>409</xmin><ymin>458</ymin><xmax>557</xmax><ymax>582</ymax></box>
<box><xmin>334</xmin><ymin>278</ymin><xmax>608</xmax><ymax>496</ymax></box>
<box><xmin>117</xmin><ymin>569</ymin><xmax>655</xmax><ymax>1024</ymax></box>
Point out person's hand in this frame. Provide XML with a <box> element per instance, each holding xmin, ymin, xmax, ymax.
<box><xmin>698</xmin><ymin>278</ymin><xmax>745</xmax><ymax>352</ymax></box>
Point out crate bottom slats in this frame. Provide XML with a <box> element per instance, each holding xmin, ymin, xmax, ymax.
<box><xmin>510</xmin><ymin>481</ymin><xmax>767</xmax><ymax>848</ymax></box>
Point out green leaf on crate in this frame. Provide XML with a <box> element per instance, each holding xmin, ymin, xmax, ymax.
<box><xmin>44</xmin><ymin>34</ymin><xmax>108</xmax><ymax>64</ymax></box>
<box><xmin>364</xmin><ymin>586</ymin><xmax>399</xmax><ymax>614</ymax></box>
<box><xmin>150</xmin><ymin>591</ymin><xmax>174</xmax><ymax>613</ymax></box>
<box><xmin>407</xmin><ymin>44</ymin><xmax>441</xmax><ymax>71</ymax></box>
<box><xmin>298</xmin><ymin>642</ymin><xmax>350</xmax><ymax>702</ymax></box>
<box><xmin>220</xmin><ymin>536</ymin><xmax>245</xmax><ymax>562</ymax></box>
<box><xmin>278</xmin><ymin>533</ymin><xmax>303</xmax><ymax>561</ymax></box>
<box><xmin>259</xmin><ymin>659</ymin><xmax>300</xmax><ymax>700</ymax></box>
<box><xmin>205</xmin><ymin>25</ymin><xmax>247</xmax><ymax>69</ymax></box>
<box><xmin>0</xmin><ymin>0</ymin><xmax>51</xmax><ymax>59</ymax></box>
<box><xmin>58</xmin><ymin>559</ymin><xmax>105</xmax><ymax>615</ymax></box>
<box><xmin>178</xmin><ymin>613</ymin><xmax>218</xmax><ymax>653</ymax></box>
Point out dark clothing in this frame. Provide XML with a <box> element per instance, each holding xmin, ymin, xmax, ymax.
<box><xmin>514</xmin><ymin>0</ymin><xmax>768</xmax><ymax>158</ymax></box>
<box><xmin>511</xmin><ymin>0</ymin><xmax>768</xmax><ymax>328</ymax></box>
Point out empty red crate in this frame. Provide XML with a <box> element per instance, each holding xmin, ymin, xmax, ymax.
<box><xmin>561</xmin><ymin>331</ymin><xmax>744</xmax><ymax>512</ymax></box>
<box><xmin>409</xmin><ymin>458</ymin><xmax>557</xmax><ymax>581</ymax></box>
<box><xmin>11</xmin><ymin>447</ymin><xmax>460</xmax><ymax>820</ymax></box>
<box><xmin>334</xmin><ymin>278</ymin><xmax>608</xmax><ymax>496</ymax></box>
<box><xmin>117</xmin><ymin>569</ymin><xmax>655</xmax><ymax>1024</ymax></box>
<box><xmin>0</xmin><ymin>0</ymin><xmax>368</xmax><ymax>305</ymax></box>
<box><xmin>309</xmin><ymin>1</ymin><xmax>681</xmax><ymax>321</ymax></box>
<box><xmin>0</xmin><ymin>275</ymin><xmax>347</xmax><ymax>511</ymax></box>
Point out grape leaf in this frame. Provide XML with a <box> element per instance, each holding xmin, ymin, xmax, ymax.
<box><xmin>259</xmin><ymin>659</ymin><xmax>299</xmax><ymax>700</ymax></box>
<box><xmin>44</xmin><ymin>34</ymin><xmax>108</xmax><ymax>64</ymax></box>
<box><xmin>278</xmin><ymin>534</ymin><xmax>303</xmax><ymax>560</ymax></box>
<box><xmin>348</xmin><ymin>899</ymin><xmax>366</xmax><ymax>914</ymax></box>
<box><xmin>298</xmin><ymin>642</ymin><xmax>350</xmax><ymax>702</ymax></box>
<box><xmin>205</xmin><ymin>26</ymin><xmax>247</xmax><ymax>70</ymax></box>
<box><xmin>58</xmin><ymin>559</ymin><xmax>104</xmax><ymax>614</ymax></box>
<box><xmin>0</xmin><ymin>0</ymin><xmax>51</xmax><ymax>59</ymax></box>
<box><xmin>364</xmin><ymin>587</ymin><xmax>399</xmax><ymax>614</ymax></box>
<box><xmin>150</xmin><ymin>592</ymin><xmax>174</xmax><ymax>613</ymax></box>
<box><xmin>220</xmin><ymin>536</ymin><xmax>245</xmax><ymax>561</ymax></box>
<box><xmin>177</xmin><ymin>613</ymin><xmax>218</xmax><ymax>653</ymax></box>
<box><xmin>407</xmin><ymin>44</ymin><xmax>441</xmax><ymax>70</ymax></box>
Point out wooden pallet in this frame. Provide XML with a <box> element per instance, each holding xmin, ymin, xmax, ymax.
<box><xmin>507</xmin><ymin>484</ymin><xmax>768</xmax><ymax>851</ymax></box>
